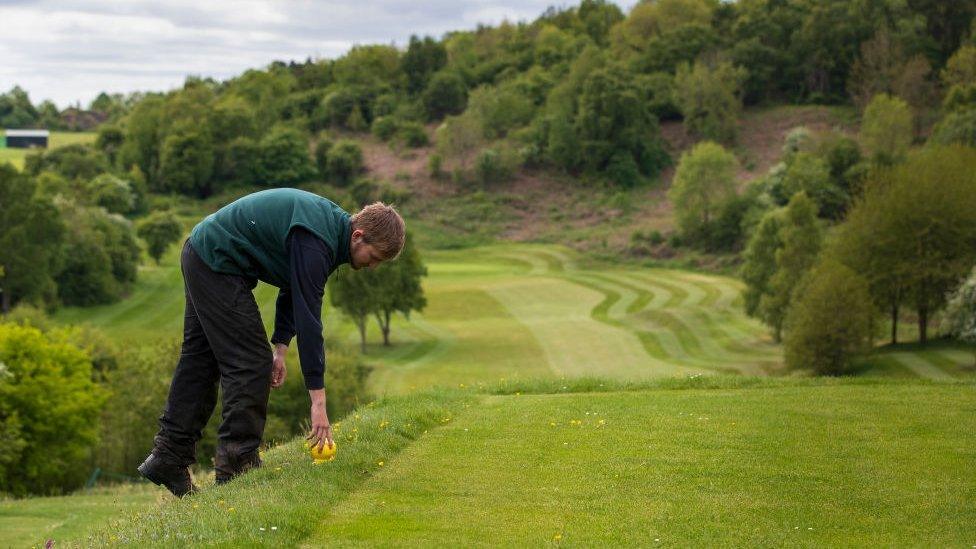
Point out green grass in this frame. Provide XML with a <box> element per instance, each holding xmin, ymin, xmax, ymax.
<box><xmin>0</xmin><ymin>131</ymin><xmax>97</xmax><ymax>170</ymax></box>
<box><xmin>48</xmin><ymin>377</ymin><xmax>976</xmax><ymax>547</ymax></box>
<box><xmin>0</xmin><ymin>484</ymin><xmax>161</xmax><ymax>548</ymax></box>
<box><xmin>52</xmin><ymin>231</ymin><xmax>976</xmax><ymax>395</ymax></box>
<box><xmin>26</xmin><ymin>192</ymin><xmax>976</xmax><ymax>546</ymax></box>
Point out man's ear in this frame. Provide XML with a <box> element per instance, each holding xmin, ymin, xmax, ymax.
<box><xmin>351</xmin><ymin>228</ymin><xmax>364</xmax><ymax>240</ymax></box>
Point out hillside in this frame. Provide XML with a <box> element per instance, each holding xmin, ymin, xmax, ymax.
<box><xmin>352</xmin><ymin>105</ymin><xmax>857</xmax><ymax>262</ymax></box>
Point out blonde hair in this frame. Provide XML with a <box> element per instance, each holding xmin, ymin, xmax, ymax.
<box><xmin>350</xmin><ymin>202</ymin><xmax>406</xmax><ymax>260</ymax></box>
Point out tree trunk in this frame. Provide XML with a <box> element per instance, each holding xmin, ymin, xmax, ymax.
<box><xmin>890</xmin><ymin>301</ymin><xmax>899</xmax><ymax>345</ymax></box>
<box><xmin>382</xmin><ymin>310</ymin><xmax>391</xmax><ymax>346</ymax></box>
<box><xmin>917</xmin><ymin>305</ymin><xmax>928</xmax><ymax>344</ymax></box>
<box><xmin>356</xmin><ymin>316</ymin><xmax>367</xmax><ymax>354</ymax></box>
<box><xmin>0</xmin><ymin>288</ymin><xmax>8</xmax><ymax>316</ymax></box>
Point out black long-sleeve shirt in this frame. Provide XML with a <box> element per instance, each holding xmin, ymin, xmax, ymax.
<box><xmin>270</xmin><ymin>227</ymin><xmax>335</xmax><ymax>390</ymax></box>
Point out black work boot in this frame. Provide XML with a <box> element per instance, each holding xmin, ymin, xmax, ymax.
<box><xmin>214</xmin><ymin>447</ymin><xmax>262</xmax><ymax>485</ymax></box>
<box><xmin>138</xmin><ymin>453</ymin><xmax>198</xmax><ymax>497</ymax></box>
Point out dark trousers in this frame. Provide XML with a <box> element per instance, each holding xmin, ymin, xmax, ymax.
<box><xmin>152</xmin><ymin>238</ymin><xmax>272</xmax><ymax>479</ymax></box>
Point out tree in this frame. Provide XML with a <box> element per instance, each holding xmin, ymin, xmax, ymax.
<box><xmin>466</xmin><ymin>85</ymin><xmax>535</xmax><ymax>139</ymax></box>
<box><xmin>0</xmin><ymin>165</ymin><xmax>64</xmax><ymax>314</ymax></box>
<box><xmin>256</xmin><ymin>126</ymin><xmax>316</xmax><ymax>186</ymax></box>
<box><xmin>119</xmin><ymin>95</ymin><xmax>165</xmax><ymax>186</ymax></box>
<box><xmin>95</xmin><ymin>124</ymin><xmax>125</xmax><ymax>166</ymax></box>
<box><xmin>827</xmin><ymin>183</ymin><xmax>907</xmax><ymax>346</ymax></box>
<box><xmin>830</xmin><ymin>146</ymin><xmax>976</xmax><ymax>344</ymax></box>
<box><xmin>943</xmin><ymin>266</ymin><xmax>976</xmax><ymax>365</ymax></box>
<box><xmin>323</xmin><ymin>140</ymin><xmax>364</xmax><ymax>186</ymax></box>
<box><xmin>668</xmin><ymin>141</ymin><xmax>738</xmax><ymax>245</ymax></box>
<box><xmin>771</xmin><ymin>152</ymin><xmax>848</xmax><ymax>219</ymax></box>
<box><xmin>85</xmin><ymin>173</ymin><xmax>135</xmax><ymax>214</ymax></box>
<box><xmin>740</xmin><ymin>208</ymin><xmax>783</xmax><ymax>318</ymax></box>
<box><xmin>0</xmin><ymin>323</ymin><xmax>107</xmax><ymax>495</ymax></box>
<box><xmin>847</xmin><ymin>26</ymin><xmax>935</xmax><ymax>119</ymax></box>
<box><xmin>137</xmin><ymin>211</ymin><xmax>183</xmax><ymax>264</ymax></box>
<box><xmin>759</xmin><ymin>192</ymin><xmax>822</xmax><ymax>342</ymax></box>
<box><xmin>370</xmin><ymin>235</ymin><xmax>427</xmax><ymax>346</ymax></box>
<box><xmin>24</xmin><ymin>144</ymin><xmax>109</xmax><ymax>182</ymax></box>
<box><xmin>784</xmin><ymin>259</ymin><xmax>875</xmax><ymax>375</ymax></box>
<box><xmin>929</xmin><ymin>108</ymin><xmax>976</xmax><ymax>147</ymax></box>
<box><xmin>436</xmin><ymin>113</ymin><xmax>483</xmax><ymax>175</ymax></box>
<box><xmin>0</xmin><ymin>86</ymin><xmax>39</xmax><ymax>128</ymax></box>
<box><xmin>611</xmin><ymin>0</ymin><xmax>713</xmax><ymax>54</ymax></box>
<box><xmin>328</xmin><ymin>266</ymin><xmax>379</xmax><ymax>353</ymax></box>
<box><xmin>941</xmin><ymin>45</ymin><xmax>976</xmax><ymax>89</ymax></box>
<box><xmin>158</xmin><ymin>121</ymin><xmax>215</xmax><ymax>196</ymax></box>
<box><xmin>574</xmin><ymin>64</ymin><xmax>669</xmax><ymax>185</ymax></box>
<box><xmin>422</xmin><ymin>71</ymin><xmax>468</xmax><ymax>120</ymax></box>
<box><xmin>402</xmin><ymin>35</ymin><xmax>448</xmax><ymax>95</ymax></box>
<box><xmin>55</xmin><ymin>205</ymin><xmax>140</xmax><ymax>307</ymax></box>
<box><xmin>673</xmin><ymin>59</ymin><xmax>746</xmax><ymax>144</ymax></box>
<box><xmin>860</xmin><ymin>94</ymin><xmax>912</xmax><ymax>166</ymax></box>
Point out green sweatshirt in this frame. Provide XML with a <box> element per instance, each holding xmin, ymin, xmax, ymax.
<box><xmin>189</xmin><ymin>188</ymin><xmax>352</xmax><ymax>288</ymax></box>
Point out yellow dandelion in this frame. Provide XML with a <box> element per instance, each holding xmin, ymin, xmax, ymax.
<box><xmin>275</xmin><ymin>467</ymin><xmax>282</xmax><ymax>471</ymax></box>
<box><xmin>192</xmin><ymin>503</ymin><xmax>199</xmax><ymax>509</ymax></box>
<box><xmin>598</xmin><ymin>419</ymin><xmax>606</xmax><ymax>425</ymax></box>
<box><xmin>218</xmin><ymin>500</ymin><xmax>225</xmax><ymax>506</ymax></box>
<box><xmin>554</xmin><ymin>533</ymin><xmax>562</xmax><ymax>541</ymax></box>
<box><xmin>378</xmin><ymin>460</ymin><xmax>385</xmax><ymax>466</ymax></box>
<box><xmin>549</xmin><ymin>422</ymin><xmax>556</xmax><ymax>426</ymax></box>
<box><xmin>228</xmin><ymin>507</ymin><xmax>235</xmax><ymax>512</ymax></box>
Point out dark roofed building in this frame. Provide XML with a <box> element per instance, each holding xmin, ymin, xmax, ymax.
<box><xmin>4</xmin><ymin>129</ymin><xmax>49</xmax><ymax>148</ymax></box>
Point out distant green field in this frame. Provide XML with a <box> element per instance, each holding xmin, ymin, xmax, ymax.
<box><xmin>0</xmin><ymin>131</ymin><xmax>96</xmax><ymax>170</ymax></box>
<box><xmin>53</xmin><ymin>234</ymin><xmax>974</xmax><ymax>393</ymax></box>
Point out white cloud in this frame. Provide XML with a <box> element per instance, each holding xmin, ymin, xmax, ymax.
<box><xmin>0</xmin><ymin>0</ymin><xmax>635</xmax><ymax>109</ymax></box>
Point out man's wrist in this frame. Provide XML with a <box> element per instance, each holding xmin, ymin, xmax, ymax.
<box><xmin>273</xmin><ymin>342</ymin><xmax>288</xmax><ymax>354</ymax></box>
<box><xmin>308</xmin><ymin>388</ymin><xmax>326</xmax><ymax>406</ymax></box>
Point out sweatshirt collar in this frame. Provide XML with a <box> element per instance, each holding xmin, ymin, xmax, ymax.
<box><xmin>335</xmin><ymin>211</ymin><xmax>352</xmax><ymax>266</ymax></box>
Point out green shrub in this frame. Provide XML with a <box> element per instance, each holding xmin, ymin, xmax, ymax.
<box><xmin>0</xmin><ymin>323</ymin><xmax>107</xmax><ymax>495</ymax></box>
<box><xmin>314</xmin><ymin>137</ymin><xmax>334</xmax><ymax>178</ymax></box>
<box><xmin>85</xmin><ymin>173</ymin><xmax>135</xmax><ymax>214</ymax></box>
<box><xmin>397</xmin><ymin>122</ymin><xmax>429</xmax><ymax>147</ymax></box>
<box><xmin>422</xmin><ymin>71</ymin><xmax>468</xmax><ymax>120</ymax></box>
<box><xmin>606</xmin><ymin>150</ymin><xmax>641</xmax><ymax>188</ymax></box>
<box><xmin>94</xmin><ymin>338</ymin><xmax>179</xmax><ymax>476</ymax></box>
<box><xmin>475</xmin><ymin>147</ymin><xmax>517</xmax><ymax>185</ymax></box>
<box><xmin>55</xmin><ymin>204</ymin><xmax>140</xmax><ymax>307</ymax></box>
<box><xmin>256</xmin><ymin>126</ymin><xmax>317</xmax><ymax>186</ymax></box>
<box><xmin>784</xmin><ymin>260</ymin><xmax>875</xmax><ymax>375</ymax></box>
<box><xmin>428</xmin><ymin>153</ymin><xmax>444</xmax><ymax>178</ymax></box>
<box><xmin>137</xmin><ymin>211</ymin><xmax>183</xmax><ymax>264</ymax></box>
<box><xmin>929</xmin><ymin>108</ymin><xmax>976</xmax><ymax>147</ymax></box>
<box><xmin>371</xmin><ymin>116</ymin><xmax>399</xmax><ymax>141</ymax></box>
<box><xmin>325</xmin><ymin>140</ymin><xmax>365</xmax><ymax>185</ymax></box>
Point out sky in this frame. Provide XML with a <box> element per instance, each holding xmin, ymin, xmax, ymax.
<box><xmin>0</xmin><ymin>0</ymin><xmax>636</xmax><ymax>110</ymax></box>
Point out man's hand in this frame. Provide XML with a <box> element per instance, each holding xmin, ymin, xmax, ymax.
<box><xmin>307</xmin><ymin>389</ymin><xmax>333</xmax><ymax>451</ymax></box>
<box><xmin>271</xmin><ymin>343</ymin><xmax>288</xmax><ymax>389</ymax></box>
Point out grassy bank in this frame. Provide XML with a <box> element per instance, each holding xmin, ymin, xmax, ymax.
<box><xmin>39</xmin><ymin>376</ymin><xmax>975</xmax><ymax>547</ymax></box>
